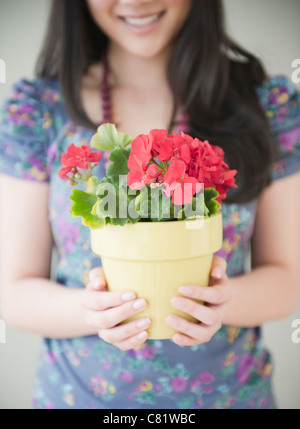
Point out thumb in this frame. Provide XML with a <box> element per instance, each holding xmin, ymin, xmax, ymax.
<box><xmin>210</xmin><ymin>256</ymin><xmax>227</xmax><ymax>284</ymax></box>
<box><xmin>87</xmin><ymin>267</ymin><xmax>107</xmax><ymax>291</ymax></box>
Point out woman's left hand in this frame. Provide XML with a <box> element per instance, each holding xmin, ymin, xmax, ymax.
<box><xmin>166</xmin><ymin>256</ymin><xmax>233</xmax><ymax>346</ymax></box>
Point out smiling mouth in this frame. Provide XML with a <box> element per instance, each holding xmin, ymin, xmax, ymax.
<box><xmin>119</xmin><ymin>11</ymin><xmax>165</xmax><ymax>27</ymax></box>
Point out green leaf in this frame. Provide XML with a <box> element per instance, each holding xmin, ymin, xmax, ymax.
<box><xmin>69</xmin><ymin>189</ymin><xmax>104</xmax><ymax>229</ymax></box>
<box><xmin>176</xmin><ymin>192</ymin><xmax>206</xmax><ymax>220</ymax></box>
<box><xmin>204</xmin><ymin>187</ymin><xmax>221</xmax><ymax>217</ymax></box>
<box><xmin>95</xmin><ymin>183</ymin><xmax>117</xmax><ymax>219</ymax></box>
<box><xmin>118</xmin><ymin>184</ymin><xmax>141</xmax><ymax>225</ymax></box>
<box><xmin>106</xmin><ymin>148</ymin><xmax>130</xmax><ymax>186</ymax></box>
<box><xmin>86</xmin><ymin>176</ymin><xmax>99</xmax><ymax>195</ymax></box>
<box><xmin>132</xmin><ymin>186</ymin><xmax>175</xmax><ymax>222</ymax></box>
<box><xmin>95</xmin><ymin>178</ymin><xmax>141</xmax><ymax>226</ymax></box>
<box><xmin>148</xmin><ymin>187</ymin><xmax>173</xmax><ymax>222</ymax></box>
<box><xmin>91</xmin><ymin>123</ymin><xmax>134</xmax><ymax>151</ymax></box>
<box><xmin>134</xmin><ymin>189</ymin><xmax>149</xmax><ymax>217</ymax></box>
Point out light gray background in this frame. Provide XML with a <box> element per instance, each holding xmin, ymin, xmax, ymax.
<box><xmin>0</xmin><ymin>0</ymin><xmax>300</xmax><ymax>409</ymax></box>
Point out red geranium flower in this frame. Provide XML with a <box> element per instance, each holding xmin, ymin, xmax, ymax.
<box><xmin>130</xmin><ymin>134</ymin><xmax>153</xmax><ymax>167</ymax></box>
<box><xmin>163</xmin><ymin>157</ymin><xmax>202</xmax><ymax>205</ymax></box>
<box><xmin>58</xmin><ymin>165</ymin><xmax>74</xmax><ymax>181</ymax></box>
<box><xmin>164</xmin><ymin>158</ymin><xmax>186</xmax><ymax>184</ymax></box>
<box><xmin>58</xmin><ymin>144</ymin><xmax>102</xmax><ymax>183</ymax></box>
<box><xmin>127</xmin><ymin>133</ymin><xmax>163</xmax><ymax>189</ymax></box>
<box><xmin>61</xmin><ymin>144</ymin><xmax>102</xmax><ymax>169</ymax></box>
<box><xmin>149</xmin><ymin>129</ymin><xmax>169</xmax><ymax>158</ymax></box>
<box><xmin>155</xmin><ymin>133</ymin><xmax>191</xmax><ymax>165</ymax></box>
<box><xmin>185</xmin><ymin>139</ymin><xmax>237</xmax><ymax>203</ymax></box>
<box><xmin>127</xmin><ymin>155</ymin><xmax>161</xmax><ymax>190</ymax></box>
<box><xmin>171</xmin><ymin>177</ymin><xmax>202</xmax><ymax>206</ymax></box>
<box><xmin>127</xmin><ymin>129</ymin><xmax>237</xmax><ymax>206</ymax></box>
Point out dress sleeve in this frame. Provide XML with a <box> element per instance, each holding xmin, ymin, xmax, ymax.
<box><xmin>257</xmin><ymin>75</ymin><xmax>300</xmax><ymax>181</ymax></box>
<box><xmin>0</xmin><ymin>79</ymin><xmax>51</xmax><ymax>182</ymax></box>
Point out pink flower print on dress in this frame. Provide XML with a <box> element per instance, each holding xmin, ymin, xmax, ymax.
<box><xmin>8</xmin><ymin>102</ymin><xmax>35</xmax><ymax>126</ymax></box>
<box><xmin>57</xmin><ymin>216</ymin><xmax>80</xmax><ymax>254</ymax></box>
<box><xmin>41</xmin><ymin>88</ymin><xmax>60</xmax><ymax>103</ymax></box>
<box><xmin>279</xmin><ymin>126</ymin><xmax>300</xmax><ymax>152</ymax></box>
<box><xmin>171</xmin><ymin>377</ymin><xmax>187</xmax><ymax>392</ymax></box>
<box><xmin>237</xmin><ymin>354</ymin><xmax>256</xmax><ymax>384</ymax></box>
<box><xmin>120</xmin><ymin>371</ymin><xmax>133</xmax><ymax>383</ymax></box>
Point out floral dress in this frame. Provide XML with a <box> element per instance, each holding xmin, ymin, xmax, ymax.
<box><xmin>0</xmin><ymin>75</ymin><xmax>300</xmax><ymax>409</ymax></box>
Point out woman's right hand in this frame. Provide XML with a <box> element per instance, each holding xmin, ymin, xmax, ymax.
<box><xmin>80</xmin><ymin>267</ymin><xmax>151</xmax><ymax>351</ymax></box>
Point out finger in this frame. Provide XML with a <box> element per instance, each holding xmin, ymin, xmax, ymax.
<box><xmin>85</xmin><ymin>298</ymin><xmax>147</xmax><ymax>330</ymax></box>
<box><xmin>210</xmin><ymin>256</ymin><xmax>227</xmax><ymax>282</ymax></box>
<box><xmin>87</xmin><ymin>267</ymin><xmax>107</xmax><ymax>290</ymax></box>
<box><xmin>81</xmin><ymin>289</ymin><xmax>136</xmax><ymax>311</ymax></box>
<box><xmin>178</xmin><ymin>282</ymin><xmax>230</xmax><ymax>306</ymax></box>
<box><xmin>166</xmin><ymin>314</ymin><xmax>221</xmax><ymax>343</ymax></box>
<box><xmin>114</xmin><ymin>330</ymin><xmax>149</xmax><ymax>351</ymax></box>
<box><xmin>87</xmin><ymin>277</ymin><xmax>107</xmax><ymax>291</ymax></box>
<box><xmin>170</xmin><ymin>297</ymin><xmax>221</xmax><ymax>326</ymax></box>
<box><xmin>89</xmin><ymin>267</ymin><xmax>105</xmax><ymax>282</ymax></box>
<box><xmin>207</xmin><ymin>301</ymin><xmax>228</xmax><ymax>322</ymax></box>
<box><xmin>98</xmin><ymin>317</ymin><xmax>151</xmax><ymax>344</ymax></box>
<box><xmin>171</xmin><ymin>333</ymin><xmax>205</xmax><ymax>347</ymax></box>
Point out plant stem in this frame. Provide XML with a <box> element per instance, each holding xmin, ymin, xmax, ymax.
<box><xmin>152</xmin><ymin>159</ymin><xmax>164</xmax><ymax>171</ymax></box>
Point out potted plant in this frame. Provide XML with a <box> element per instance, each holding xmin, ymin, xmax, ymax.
<box><xmin>59</xmin><ymin>124</ymin><xmax>237</xmax><ymax>339</ymax></box>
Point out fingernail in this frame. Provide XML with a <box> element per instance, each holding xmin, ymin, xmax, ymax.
<box><xmin>133</xmin><ymin>299</ymin><xmax>147</xmax><ymax>310</ymax></box>
<box><xmin>166</xmin><ymin>315</ymin><xmax>180</xmax><ymax>327</ymax></box>
<box><xmin>122</xmin><ymin>292</ymin><xmax>136</xmax><ymax>302</ymax></box>
<box><xmin>136</xmin><ymin>318</ymin><xmax>151</xmax><ymax>329</ymax></box>
<box><xmin>212</xmin><ymin>266</ymin><xmax>222</xmax><ymax>279</ymax></box>
<box><xmin>171</xmin><ymin>297</ymin><xmax>185</xmax><ymax>308</ymax></box>
<box><xmin>92</xmin><ymin>276</ymin><xmax>104</xmax><ymax>288</ymax></box>
<box><xmin>179</xmin><ymin>286</ymin><xmax>193</xmax><ymax>296</ymax></box>
<box><xmin>89</xmin><ymin>269</ymin><xmax>103</xmax><ymax>282</ymax></box>
<box><xmin>137</xmin><ymin>331</ymin><xmax>148</xmax><ymax>340</ymax></box>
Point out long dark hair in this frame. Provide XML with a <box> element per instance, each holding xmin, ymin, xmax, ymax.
<box><xmin>36</xmin><ymin>0</ymin><xmax>276</xmax><ymax>204</ymax></box>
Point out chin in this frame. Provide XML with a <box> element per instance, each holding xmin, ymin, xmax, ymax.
<box><xmin>130</xmin><ymin>49</ymin><xmax>166</xmax><ymax>59</ymax></box>
<box><xmin>120</xmin><ymin>40</ymin><xmax>172</xmax><ymax>60</ymax></box>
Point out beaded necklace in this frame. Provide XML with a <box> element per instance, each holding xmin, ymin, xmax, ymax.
<box><xmin>100</xmin><ymin>52</ymin><xmax>113</xmax><ymax>125</ymax></box>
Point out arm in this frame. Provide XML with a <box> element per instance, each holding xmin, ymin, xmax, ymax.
<box><xmin>0</xmin><ymin>174</ymin><xmax>96</xmax><ymax>338</ymax></box>
<box><xmin>167</xmin><ymin>172</ymin><xmax>300</xmax><ymax>345</ymax></box>
<box><xmin>0</xmin><ymin>174</ymin><xmax>150</xmax><ymax>345</ymax></box>
<box><xmin>224</xmin><ymin>171</ymin><xmax>300</xmax><ymax>326</ymax></box>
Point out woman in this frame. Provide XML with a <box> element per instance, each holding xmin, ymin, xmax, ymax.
<box><xmin>0</xmin><ymin>0</ymin><xmax>300</xmax><ymax>409</ymax></box>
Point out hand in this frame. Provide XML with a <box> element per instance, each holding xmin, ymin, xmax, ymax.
<box><xmin>166</xmin><ymin>256</ymin><xmax>233</xmax><ymax>346</ymax></box>
<box><xmin>80</xmin><ymin>267</ymin><xmax>151</xmax><ymax>351</ymax></box>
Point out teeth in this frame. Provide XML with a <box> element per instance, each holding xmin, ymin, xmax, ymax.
<box><xmin>123</xmin><ymin>13</ymin><xmax>161</xmax><ymax>27</ymax></box>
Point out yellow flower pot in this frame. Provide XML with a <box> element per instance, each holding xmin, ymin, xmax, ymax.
<box><xmin>91</xmin><ymin>213</ymin><xmax>223</xmax><ymax>340</ymax></box>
